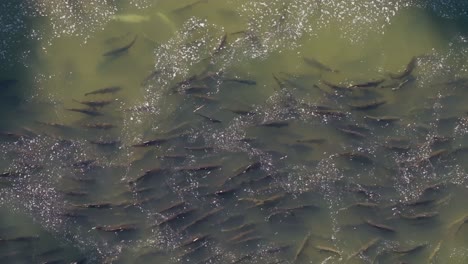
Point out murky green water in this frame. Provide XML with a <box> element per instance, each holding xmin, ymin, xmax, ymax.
<box><xmin>2</xmin><ymin>0</ymin><xmax>468</xmax><ymax>263</ymax></box>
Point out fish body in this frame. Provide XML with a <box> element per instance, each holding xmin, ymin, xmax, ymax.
<box><xmin>103</xmin><ymin>36</ymin><xmax>137</xmax><ymax>57</ymax></box>
<box><xmin>85</xmin><ymin>86</ymin><xmax>122</xmax><ymax>96</ymax></box>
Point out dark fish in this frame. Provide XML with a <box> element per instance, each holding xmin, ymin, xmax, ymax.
<box><xmin>338</xmin><ymin>128</ymin><xmax>366</xmax><ymax>139</ymax></box>
<box><xmin>390</xmin><ymin>56</ymin><xmax>418</xmax><ymax>79</ymax></box>
<box><xmin>36</xmin><ymin>121</ymin><xmax>70</xmax><ymax>129</ymax></box>
<box><xmin>0</xmin><ymin>171</ymin><xmax>20</xmax><ymax>178</ymax></box>
<box><xmin>240</xmin><ymin>193</ymin><xmax>286</xmax><ymax>208</ymax></box>
<box><xmin>158</xmin><ymin>201</ymin><xmax>186</xmax><ymax>214</ymax></box>
<box><xmin>227</xmin><ymin>229</ymin><xmax>256</xmax><ymax>243</ymax></box>
<box><xmin>89</xmin><ymin>140</ymin><xmax>120</xmax><ymax>146</ymax></box>
<box><xmin>181</xmin><ymin>234</ymin><xmax>210</xmax><ymax>248</ymax></box>
<box><xmin>347</xmin><ymin>238</ymin><xmax>380</xmax><ymax>261</ymax></box>
<box><xmin>141</xmin><ymin>70</ymin><xmax>162</xmax><ymax>86</ymax></box>
<box><xmin>179</xmin><ymin>207</ymin><xmax>224</xmax><ymax>233</ymax></box>
<box><xmin>293</xmin><ymin>232</ymin><xmax>311</xmax><ymax>262</ymax></box>
<box><xmin>184</xmin><ymin>146</ymin><xmax>214</xmax><ymax>152</ymax></box>
<box><xmin>191</xmin><ymin>94</ymin><xmax>219</xmax><ymax>102</ymax></box>
<box><xmin>400</xmin><ymin>212</ymin><xmax>438</xmax><ymax>221</ymax></box>
<box><xmin>132</xmin><ymin>137</ymin><xmax>170</xmax><ymax>147</ymax></box>
<box><xmin>315</xmin><ymin>245</ymin><xmax>341</xmax><ymax>257</ymax></box>
<box><xmin>157</xmin><ymin>208</ymin><xmax>196</xmax><ymax>227</ymax></box>
<box><xmin>196</xmin><ymin>113</ymin><xmax>222</xmax><ymax>123</ymax></box>
<box><xmin>312</xmin><ymin>109</ymin><xmax>347</xmax><ymax>117</ymax></box>
<box><xmin>175</xmin><ymin>164</ymin><xmax>221</xmax><ymax>172</ymax></box>
<box><xmin>213</xmin><ymin>33</ymin><xmax>228</xmax><ymax>55</ymax></box>
<box><xmin>296</xmin><ymin>138</ymin><xmax>326</xmax><ymax>144</ymax></box>
<box><xmin>173</xmin><ymin>0</ymin><xmax>208</xmax><ymax>13</ymax></box>
<box><xmin>348</xmin><ymin>79</ymin><xmax>385</xmax><ymax>88</ymax></box>
<box><xmin>393</xmin><ymin>243</ymin><xmax>428</xmax><ymax>255</ymax></box>
<box><xmin>95</xmin><ymin>224</ymin><xmax>137</xmax><ymax>232</ymax></box>
<box><xmin>348</xmin><ymin>100</ymin><xmax>386</xmax><ymax>110</ymax></box>
<box><xmin>176</xmin><ymin>85</ymin><xmax>210</xmax><ymax>94</ymax></box>
<box><xmin>128</xmin><ymin>167</ymin><xmax>164</xmax><ymax>185</ymax></box>
<box><xmin>223</xmin><ymin>78</ymin><xmax>256</xmax><ymax>85</ymax></box>
<box><xmin>259</xmin><ymin>120</ymin><xmax>289</xmax><ymax>128</ymax></box>
<box><xmin>73</xmin><ymin>99</ymin><xmax>113</xmax><ymax>108</ymax></box>
<box><xmin>103</xmin><ymin>36</ymin><xmax>137</xmax><ymax>57</ymax></box>
<box><xmin>365</xmin><ymin>220</ymin><xmax>396</xmax><ymax>233</ymax></box>
<box><xmin>82</xmin><ymin>123</ymin><xmax>115</xmax><ymax>130</ymax></box>
<box><xmin>74</xmin><ymin>203</ymin><xmax>113</xmax><ymax>209</ymax></box>
<box><xmin>66</xmin><ymin>108</ymin><xmax>102</xmax><ymax>116</ymax></box>
<box><xmin>85</xmin><ymin>86</ymin><xmax>122</xmax><ymax>96</ymax></box>
<box><xmin>303</xmin><ymin>57</ymin><xmax>338</xmax><ymax>73</ymax></box>
<box><xmin>365</xmin><ymin>115</ymin><xmax>400</xmax><ymax>123</ymax></box>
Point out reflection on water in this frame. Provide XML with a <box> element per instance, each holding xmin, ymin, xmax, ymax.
<box><xmin>2</xmin><ymin>0</ymin><xmax>468</xmax><ymax>263</ymax></box>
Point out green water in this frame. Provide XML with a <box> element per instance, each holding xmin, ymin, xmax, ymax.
<box><xmin>2</xmin><ymin>0</ymin><xmax>468</xmax><ymax>263</ymax></box>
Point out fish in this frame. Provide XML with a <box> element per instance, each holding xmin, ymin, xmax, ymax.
<box><xmin>315</xmin><ymin>245</ymin><xmax>341</xmax><ymax>257</ymax></box>
<box><xmin>267</xmin><ymin>204</ymin><xmax>319</xmax><ymax>221</ymax></box>
<box><xmin>82</xmin><ymin>123</ymin><xmax>115</xmax><ymax>130</ymax></box>
<box><xmin>428</xmin><ymin>241</ymin><xmax>441</xmax><ymax>263</ymax></box>
<box><xmin>36</xmin><ymin>121</ymin><xmax>70</xmax><ymax>129</ymax></box>
<box><xmin>132</xmin><ymin>137</ymin><xmax>171</xmax><ymax>147</ymax></box>
<box><xmin>191</xmin><ymin>94</ymin><xmax>219</xmax><ymax>102</ymax></box>
<box><xmin>177</xmin><ymin>85</ymin><xmax>210</xmax><ymax>94</ymax></box>
<box><xmin>128</xmin><ymin>167</ymin><xmax>165</xmax><ymax>185</ymax></box>
<box><xmin>296</xmin><ymin>138</ymin><xmax>326</xmax><ymax>144</ymax></box>
<box><xmin>74</xmin><ymin>202</ymin><xmax>114</xmax><ymax>209</ymax></box>
<box><xmin>303</xmin><ymin>57</ymin><xmax>338</xmax><ymax>73</ymax></box>
<box><xmin>365</xmin><ymin>115</ymin><xmax>400</xmax><ymax>122</ymax></box>
<box><xmin>196</xmin><ymin>113</ymin><xmax>222</xmax><ymax>123</ymax></box>
<box><xmin>65</xmin><ymin>108</ymin><xmax>102</xmax><ymax>116</ymax></box>
<box><xmin>175</xmin><ymin>164</ymin><xmax>221</xmax><ymax>172</ymax></box>
<box><xmin>157</xmin><ymin>208</ymin><xmax>196</xmax><ymax>227</ymax></box>
<box><xmin>293</xmin><ymin>232</ymin><xmax>311</xmax><ymax>262</ymax></box>
<box><xmin>390</xmin><ymin>56</ymin><xmax>418</xmax><ymax>79</ymax></box>
<box><xmin>213</xmin><ymin>33</ymin><xmax>228</xmax><ymax>55</ymax></box>
<box><xmin>85</xmin><ymin>86</ymin><xmax>122</xmax><ymax>96</ymax></box>
<box><xmin>322</xmin><ymin>80</ymin><xmax>348</xmax><ymax>90</ymax></box>
<box><xmin>347</xmin><ymin>238</ymin><xmax>380</xmax><ymax>261</ymax></box>
<box><xmin>338</xmin><ymin>128</ymin><xmax>366</xmax><ymax>139</ymax></box>
<box><xmin>159</xmin><ymin>201</ymin><xmax>187</xmax><ymax>214</ymax></box>
<box><xmin>180</xmin><ymin>234</ymin><xmax>210</xmax><ymax>248</ymax></box>
<box><xmin>221</xmin><ymin>161</ymin><xmax>262</xmax><ymax>185</ymax></box>
<box><xmin>178</xmin><ymin>207</ymin><xmax>223</xmax><ymax>233</ymax></box>
<box><xmin>89</xmin><ymin>140</ymin><xmax>120</xmax><ymax>146</ymax></box>
<box><xmin>393</xmin><ymin>243</ymin><xmax>427</xmax><ymax>255</ymax></box>
<box><xmin>73</xmin><ymin>99</ymin><xmax>113</xmax><ymax>108</ymax></box>
<box><xmin>223</xmin><ymin>78</ymin><xmax>256</xmax><ymax>85</ymax></box>
<box><xmin>364</xmin><ymin>220</ymin><xmax>396</xmax><ymax>233</ymax></box>
<box><xmin>400</xmin><ymin>212</ymin><xmax>438</xmax><ymax>221</ymax></box>
<box><xmin>348</xmin><ymin>79</ymin><xmax>385</xmax><ymax>88</ymax></box>
<box><xmin>95</xmin><ymin>224</ymin><xmax>137</xmax><ymax>232</ymax></box>
<box><xmin>110</xmin><ymin>14</ymin><xmax>150</xmax><ymax>23</ymax></box>
<box><xmin>338</xmin><ymin>152</ymin><xmax>374</xmax><ymax>164</ymax></box>
<box><xmin>259</xmin><ymin>120</ymin><xmax>289</xmax><ymax>128</ymax></box>
<box><xmin>227</xmin><ymin>229</ymin><xmax>256</xmax><ymax>243</ymax></box>
<box><xmin>348</xmin><ymin>100</ymin><xmax>386</xmax><ymax>110</ymax></box>
<box><xmin>221</xmin><ymin>223</ymin><xmax>256</xmax><ymax>233</ymax></box>
<box><xmin>173</xmin><ymin>0</ymin><xmax>208</xmax><ymax>13</ymax></box>
<box><xmin>103</xmin><ymin>36</ymin><xmax>137</xmax><ymax>57</ymax></box>
<box><xmin>240</xmin><ymin>193</ymin><xmax>286</xmax><ymax>209</ymax></box>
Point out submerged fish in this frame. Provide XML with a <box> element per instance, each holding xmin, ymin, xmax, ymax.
<box><xmin>66</xmin><ymin>108</ymin><xmax>101</xmax><ymax>116</ymax></box>
<box><xmin>390</xmin><ymin>56</ymin><xmax>418</xmax><ymax>79</ymax></box>
<box><xmin>110</xmin><ymin>14</ymin><xmax>150</xmax><ymax>23</ymax></box>
<box><xmin>103</xmin><ymin>36</ymin><xmax>137</xmax><ymax>57</ymax></box>
<box><xmin>303</xmin><ymin>57</ymin><xmax>338</xmax><ymax>73</ymax></box>
<box><xmin>85</xmin><ymin>86</ymin><xmax>122</xmax><ymax>96</ymax></box>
